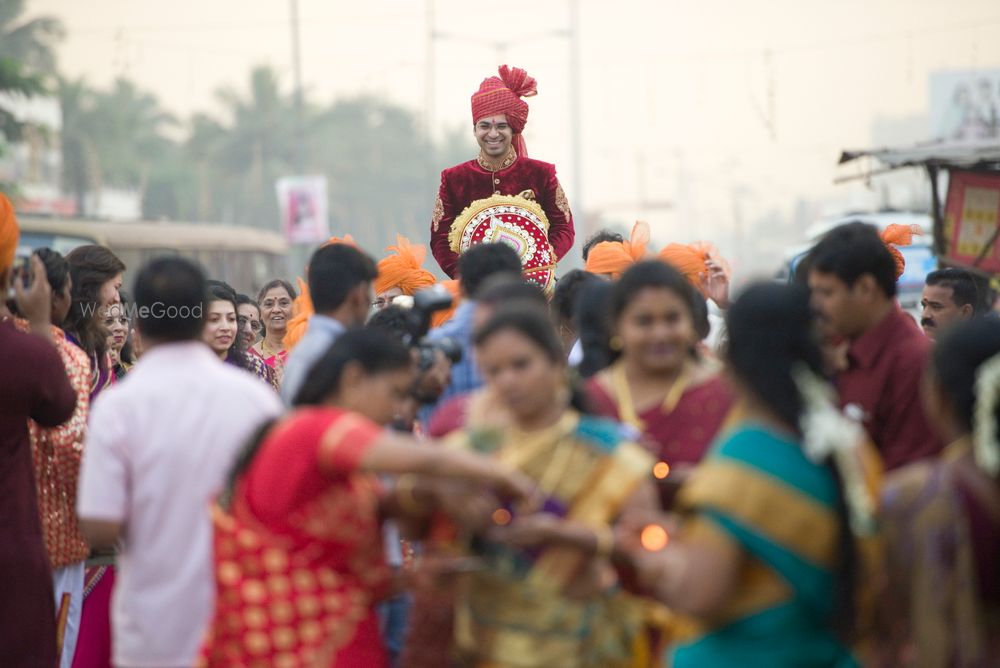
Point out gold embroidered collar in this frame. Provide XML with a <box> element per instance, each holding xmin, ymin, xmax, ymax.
<box><xmin>477</xmin><ymin>148</ymin><xmax>518</xmax><ymax>173</ymax></box>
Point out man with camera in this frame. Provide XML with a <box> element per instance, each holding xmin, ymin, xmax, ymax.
<box><xmin>0</xmin><ymin>196</ymin><xmax>78</xmax><ymax>668</ymax></box>
<box><xmin>367</xmin><ymin>286</ymin><xmax>463</xmax><ymax>434</ymax></box>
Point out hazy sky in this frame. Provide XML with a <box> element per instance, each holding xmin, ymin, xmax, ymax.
<box><xmin>29</xmin><ymin>0</ymin><xmax>1000</xmax><ymax>268</ymax></box>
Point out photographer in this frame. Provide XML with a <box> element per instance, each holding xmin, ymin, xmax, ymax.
<box><xmin>423</xmin><ymin>243</ymin><xmax>522</xmax><ymax>407</ymax></box>
<box><xmin>9</xmin><ymin>248</ymin><xmax>92</xmax><ymax>668</ymax></box>
<box><xmin>367</xmin><ymin>287</ymin><xmax>463</xmax><ymax>433</ymax></box>
<box><xmin>0</xmin><ymin>197</ymin><xmax>77</xmax><ymax>668</ymax></box>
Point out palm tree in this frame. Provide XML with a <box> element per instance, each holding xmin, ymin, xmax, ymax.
<box><xmin>0</xmin><ymin>0</ymin><xmax>63</xmax><ymax>193</ymax></box>
<box><xmin>0</xmin><ymin>56</ymin><xmax>43</xmax><ymax>140</ymax></box>
<box><xmin>57</xmin><ymin>76</ymin><xmax>97</xmax><ymax>212</ymax></box>
<box><xmin>88</xmin><ymin>78</ymin><xmax>176</xmax><ymax>190</ymax></box>
<box><xmin>0</xmin><ymin>0</ymin><xmax>64</xmax><ymax>74</ymax></box>
<box><xmin>208</xmin><ymin>66</ymin><xmax>298</xmax><ymax>228</ymax></box>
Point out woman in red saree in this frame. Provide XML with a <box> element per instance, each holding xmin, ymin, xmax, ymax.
<box><xmin>199</xmin><ymin>329</ymin><xmax>533</xmax><ymax>668</ymax></box>
<box><xmin>586</xmin><ymin>261</ymin><xmax>735</xmax><ymax>507</ymax></box>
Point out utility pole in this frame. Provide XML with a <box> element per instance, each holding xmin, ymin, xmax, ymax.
<box><xmin>569</xmin><ymin>0</ymin><xmax>584</xmax><ymax>241</ymax></box>
<box><xmin>425</xmin><ymin>0</ymin><xmax>436</xmax><ymax>194</ymax></box>
<box><xmin>290</xmin><ymin>0</ymin><xmax>305</xmax><ymax>173</ymax></box>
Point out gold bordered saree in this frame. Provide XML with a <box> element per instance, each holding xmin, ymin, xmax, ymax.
<box><xmin>448</xmin><ymin>409</ymin><xmax>654</xmax><ymax>668</ymax></box>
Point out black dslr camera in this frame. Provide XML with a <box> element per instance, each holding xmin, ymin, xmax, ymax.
<box><xmin>398</xmin><ymin>285</ymin><xmax>463</xmax><ymax>371</ymax></box>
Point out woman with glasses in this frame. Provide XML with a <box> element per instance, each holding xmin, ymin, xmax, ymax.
<box><xmin>250</xmin><ymin>279</ymin><xmax>295</xmax><ymax>383</ymax></box>
<box><xmin>105</xmin><ymin>295</ymin><xmax>134</xmax><ymax>380</ymax></box>
<box><xmin>235</xmin><ymin>293</ymin><xmax>262</xmax><ymax>352</ymax></box>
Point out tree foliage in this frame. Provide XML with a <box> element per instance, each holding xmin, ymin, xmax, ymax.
<box><xmin>2</xmin><ymin>2</ymin><xmax>475</xmax><ymax>257</ymax></box>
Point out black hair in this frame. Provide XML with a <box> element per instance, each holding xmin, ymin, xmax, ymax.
<box><xmin>476</xmin><ymin>274</ymin><xmax>547</xmax><ymax>309</ymax></box>
<box><xmin>307</xmin><ymin>244</ymin><xmax>378</xmax><ymax>313</ymax></box>
<box><xmin>726</xmin><ymin>282</ymin><xmax>823</xmax><ymax>429</ymax></box>
<box><xmin>132</xmin><ymin>256</ymin><xmax>207</xmax><ymax>343</ymax></box>
<box><xmin>690</xmin><ymin>289</ymin><xmax>711</xmax><ymax>342</ymax></box>
<box><xmin>725</xmin><ymin>281</ymin><xmax>856</xmax><ymax>641</ymax></box>
<box><xmin>65</xmin><ymin>245</ymin><xmax>126</xmax><ymax>362</ymax></box>
<box><xmin>582</xmin><ymin>229</ymin><xmax>624</xmax><ymax>262</ymax></box>
<box><xmin>207</xmin><ymin>281</ymin><xmax>254</xmax><ymax>368</ymax></box>
<box><xmin>474</xmin><ymin>300</ymin><xmax>591</xmax><ymax>414</ymax></box>
<box><xmin>293</xmin><ymin>327</ymin><xmax>413</xmax><ymax>406</ymax></box>
<box><xmin>236</xmin><ymin>292</ymin><xmax>257</xmax><ymax>308</ymax></box>
<box><xmin>806</xmin><ymin>222</ymin><xmax>897</xmax><ymax>298</ymax></box>
<box><xmin>610</xmin><ymin>261</ymin><xmax>698</xmax><ymax>325</ymax></box>
<box><xmin>933</xmin><ymin>318</ymin><xmax>1000</xmax><ymax>435</ymax></box>
<box><xmin>576</xmin><ymin>281</ymin><xmax>614</xmax><ymax>378</ymax></box>
<box><xmin>33</xmin><ymin>247</ymin><xmax>69</xmax><ymax>294</ymax></box>
<box><xmin>457</xmin><ymin>242</ymin><xmax>523</xmax><ymax>299</ymax></box>
<box><xmin>551</xmin><ymin>270</ymin><xmax>597</xmax><ymax>326</ymax></box>
<box><xmin>925</xmin><ymin>268</ymin><xmax>987</xmax><ymax>315</ymax></box>
<box><xmin>256</xmin><ymin>279</ymin><xmax>296</xmax><ymax>304</ymax></box>
<box><xmin>366</xmin><ymin>305</ymin><xmax>413</xmax><ymax>344</ymax></box>
<box><xmin>10</xmin><ymin>248</ymin><xmax>71</xmax><ymax>324</ymax></box>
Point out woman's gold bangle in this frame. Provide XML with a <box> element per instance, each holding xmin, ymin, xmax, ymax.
<box><xmin>594</xmin><ymin>526</ymin><xmax>615</xmax><ymax>559</ymax></box>
<box><xmin>394</xmin><ymin>474</ymin><xmax>423</xmax><ymax>515</ymax></box>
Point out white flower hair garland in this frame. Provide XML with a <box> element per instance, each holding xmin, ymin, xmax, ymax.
<box><xmin>973</xmin><ymin>352</ymin><xmax>1000</xmax><ymax>477</ymax></box>
<box><xmin>792</xmin><ymin>364</ymin><xmax>876</xmax><ymax>536</ymax></box>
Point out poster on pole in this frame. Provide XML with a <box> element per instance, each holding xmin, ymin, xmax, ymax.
<box><xmin>276</xmin><ymin>175</ymin><xmax>330</xmax><ymax>244</ymax></box>
<box><xmin>944</xmin><ymin>169</ymin><xmax>1000</xmax><ymax>273</ymax></box>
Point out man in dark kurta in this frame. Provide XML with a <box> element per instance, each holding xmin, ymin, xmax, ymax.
<box><xmin>0</xmin><ymin>195</ymin><xmax>77</xmax><ymax>667</ymax></box>
<box><xmin>806</xmin><ymin>221</ymin><xmax>943</xmax><ymax>471</ymax></box>
<box><xmin>430</xmin><ymin>65</ymin><xmax>575</xmax><ymax>277</ymax></box>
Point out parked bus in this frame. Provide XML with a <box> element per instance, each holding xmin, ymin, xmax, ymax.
<box><xmin>16</xmin><ymin>217</ymin><xmax>289</xmax><ymax>295</ymax></box>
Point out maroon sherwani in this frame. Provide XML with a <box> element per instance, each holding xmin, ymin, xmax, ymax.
<box><xmin>430</xmin><ymin>150</ymin><xmax>574</xmax><ymax>277</ymax></box>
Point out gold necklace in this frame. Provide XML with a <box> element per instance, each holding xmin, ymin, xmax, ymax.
<box><xmin>500</xmin><ymin>412</ymin><xmax>581</xmax><ymax>509</ymax></box>
<box><xmin>610</xmin><ymin>361</ymin><xmax>692</xmax><ymax>432</ymax></box>
<box><xmin>260</xmin><ymin>337</ymin><xmax>283</xmax><ymax>358</ymax></box>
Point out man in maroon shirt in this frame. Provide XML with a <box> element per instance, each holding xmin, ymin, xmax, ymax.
<box><xmin>806</xmin><ymin>221</ymin><xmax>943</xmax><ymax>470</ymax></box>
<box><xmin>429</xmin><ymin>65</ymin><xmax>574</xmax><ymax>277</ymax></box>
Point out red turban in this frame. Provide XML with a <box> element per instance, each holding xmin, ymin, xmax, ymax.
<box><xmin>658</xmin><ymin>241</ymin><xmax>731</xmax><ymax>297</ymax></box>
<box><xmin>584</xmin><ymin>221</ymin><xmax>650</xmax><ymax>279</ymax></box>
<box><xmin>375</xmin><ymin>235</ymin><xmax>437</xmax><ymax>296</ymax></box>
<box><xmin>471</xmin><ymin>65</ymin><xmax>537</xmax><ymax>158</ymax></box>
<box><xmin>880</xmin><ymin>224</ymin><xmax>922</xmax><ymax>280</ymax></box>
<box><xmin>284</xmin><ymin>234</ymin><xmax>359</xmax><ymax>351</ymax></box>
<box><xmin>0</xmin><ymin>193</ymin><xmax>19</xmax><ymax>273</ymax></box>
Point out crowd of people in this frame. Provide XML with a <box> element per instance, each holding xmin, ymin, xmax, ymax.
<box><xmin>2</xmin><ymin>62</ymin><xmax>1000</xmax><ymax>668</ymax></box>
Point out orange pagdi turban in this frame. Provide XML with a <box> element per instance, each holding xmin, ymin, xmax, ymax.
<box><xmin>658</xmin><ymin>241</ymin><xmax>731</xmax><ymax>296</ymax></box>
<box><xmin>430</xmin><ymin>280</ymin><xmax>462</xmax><ymax>329</ymax></box>
<box><xmin>375</xmin><ymin>235</ymin><xmax>436</xmax><ymax>296</ymax></box>
<box><xmin>584</xmin><ymin>221</ymin><xmax>650</xmax><ymax>279</ymax></box>
<box><xmin>880</xmin><ymin>224</ymin><xmax>922</xmax><ymax>280</ymax></box>
<box><xmin>471</xmin><ymin>65</ymin><xmax>537</xmax><ymax>158</ymax></box>
<box><xmin>0</xmin><ymin>193</ymin><xmax>19</xmax><ymax>273</ymax></box>
<box><xmin>284</xmin><ymin>234</ymin><xmax>358</xmax><ymax>351</ymax></box>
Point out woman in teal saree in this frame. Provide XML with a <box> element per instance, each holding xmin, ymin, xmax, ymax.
<box><xmin>618</xmin><ymin>282</ymin><xmax>867</xmax><ymax>667</ymax></box>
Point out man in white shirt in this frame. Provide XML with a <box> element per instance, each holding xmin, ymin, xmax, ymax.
<box><xmin>77</xmin><ymin>257</ymin><xmax>283</xmax><ymax>668</ymax></box>
<box><xmin>280</xmin><ymin>243</ymin><xmax>377</xmax><ymax>405</ymax></box>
